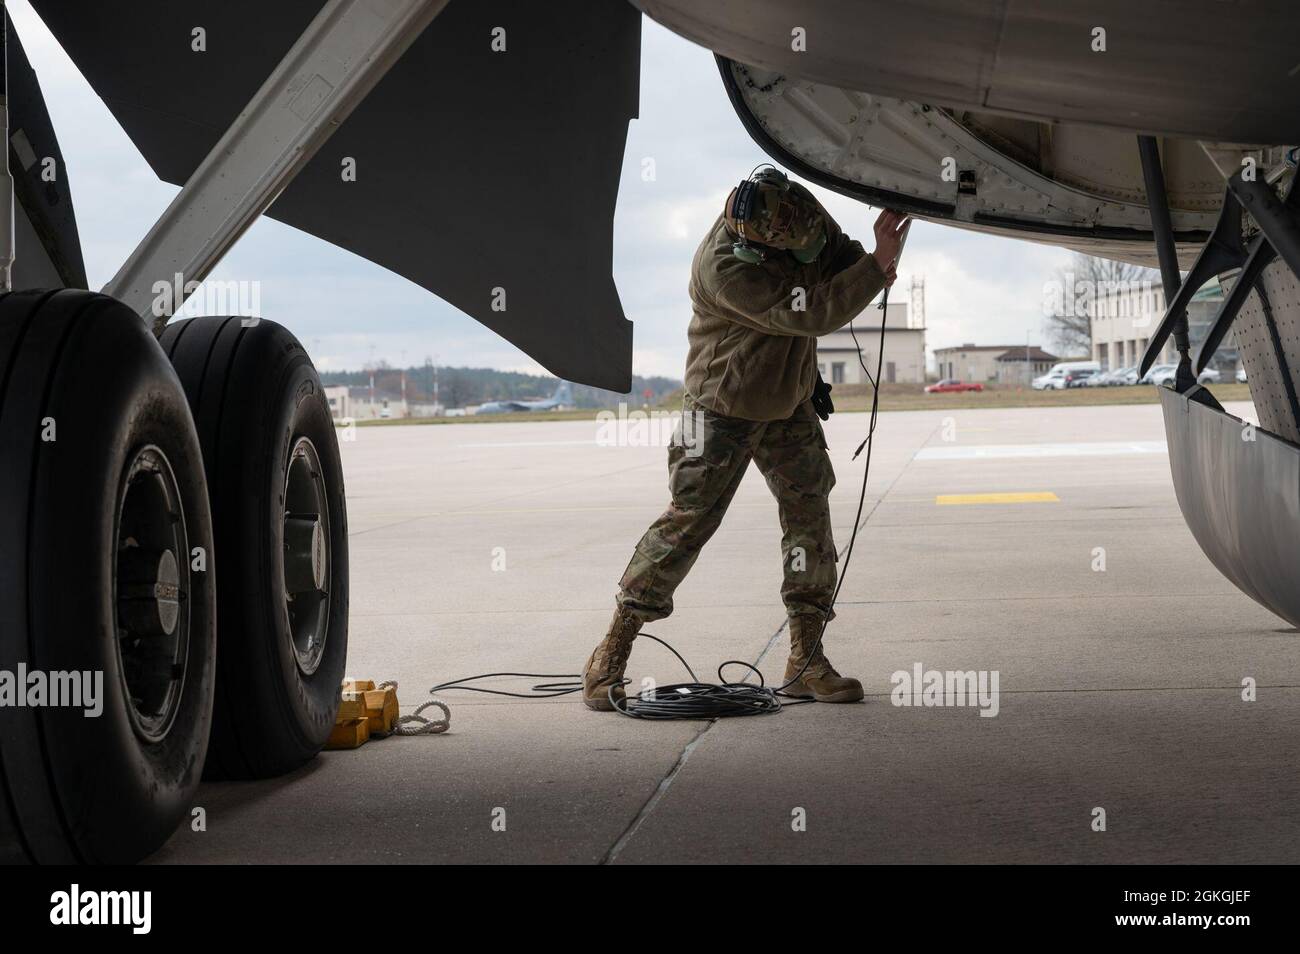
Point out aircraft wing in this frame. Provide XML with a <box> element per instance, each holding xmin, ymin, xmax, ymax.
<box><xmin>27</xmin><ymin>0</ymin><xmax>640</xmax><ymax>391</ymax></box>
<box><xmin>632</xmin><ymin>0</ymin><xmax>1300</xmax><ymax>143</ymax></box>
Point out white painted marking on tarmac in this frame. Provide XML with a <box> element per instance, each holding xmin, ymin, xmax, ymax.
<box><xmin>915</xmin><ymin>440</ymin><xmax>1166</xmax><ymax>461</ymax></box>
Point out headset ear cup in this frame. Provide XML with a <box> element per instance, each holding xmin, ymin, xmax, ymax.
<box><xmin>732</xmin><ymin>243</ymin><xmax>763</xmax><ymax>264</ymax></box>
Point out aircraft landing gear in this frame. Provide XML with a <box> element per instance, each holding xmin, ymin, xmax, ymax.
<box><xmin>160</xmin><ymin>317</ymin><xmax>348</xmax><ymax>780</ymax></box>
<box><xmin>1149</xmin><ymin>160</ymin><xmax>1300</xmax><ymax>631</ymax></box>
<box><xmin>0</xmin><ymin>289</ymin><xmax>218</xmax><ymax>864</ymax></box>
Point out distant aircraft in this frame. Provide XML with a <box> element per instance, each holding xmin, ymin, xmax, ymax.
<box><xmin>476</xmin><ymin>380</ymin><xmax>574</xmax><ymax>414</ymax></box>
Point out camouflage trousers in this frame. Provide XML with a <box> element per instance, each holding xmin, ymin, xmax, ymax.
<box><xmin>617</xmin><ymin>395</ymin><xmax>837</xmax><ymax>623</ymax></box>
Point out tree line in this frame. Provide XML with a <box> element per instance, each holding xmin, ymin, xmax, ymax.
<box><xmin>319</xmin><ymin>363</ymin><xmax>681</xmax><ymax>410</ymax></box>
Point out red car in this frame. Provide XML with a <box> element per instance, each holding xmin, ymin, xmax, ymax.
<box><xmin>925</xmin><ymin>379</ymin><xmax>985</xmax><ymax>393</ymax></box>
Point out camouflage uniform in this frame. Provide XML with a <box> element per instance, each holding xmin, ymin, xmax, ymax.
<box><xmin>616</xmin><ymin>393</ymin><xmax>837</xmax><ymax>624</ymax></box>
<box><xmin>585</xmin><ymin>175</ymin><xmax>882</xmax><ymax>710</ymax></box>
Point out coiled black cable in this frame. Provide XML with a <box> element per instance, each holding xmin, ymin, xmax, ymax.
<box><xmin>428</xmin><ymin>633</ymin><xmax>792</xmax><ymax>717</ymax></box>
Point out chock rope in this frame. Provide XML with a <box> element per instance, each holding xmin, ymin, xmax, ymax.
<box><xmin>380</xmin><ymin>681</ymin><xmax>452</xmax><ymax>735</ymax></box>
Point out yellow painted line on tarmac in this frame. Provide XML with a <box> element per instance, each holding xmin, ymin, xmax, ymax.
<box><xmin>935</xmin><ymin>491</ymin><xmax>1060</xmax><ymax>506</ymax></box>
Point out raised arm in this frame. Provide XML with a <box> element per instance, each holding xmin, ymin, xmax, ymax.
<box><xmin>715</xmin><ymin>252</ymin><xmax>887</xmax><ymax>336</ymax></box>
<box><xmin>715</xmin><ymin>209</ymin><xmax>907</xmax><ymax>336</ymax></box>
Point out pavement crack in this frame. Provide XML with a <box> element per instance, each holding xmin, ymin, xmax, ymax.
<box><xmin>752</xmin><ymin>617</ymin><xmax>792</xmax><ymax>670</ymax></box>
<box><xmin>602</xmin><ymin>613</ymin><xmax>794</xmax><ymax>864</ymax></box>
<box><xmin>600</xmin><ymin>720</ymin><xmax>714</xmax><ymax>865</ymax></box>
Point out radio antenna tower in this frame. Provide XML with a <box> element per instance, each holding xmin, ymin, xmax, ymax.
<box><xmin>909</xmin><ymin>275</ymin><xmax>926</xmax><ymax>328</ymax></box>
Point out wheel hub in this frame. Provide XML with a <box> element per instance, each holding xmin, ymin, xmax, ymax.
<box><xmin>284</xmin><ymin>514</ymin><xmax>326</xmax><ymax>594</ymax></box>
<box><xmin>115</xmin><ymin>446</ymin><xmax>190</xmax><ymax>743</ymax></box>
<box><xmin>118</xmin><ymin>547</ymin><xmax>181</xmax><ymax>636</ymax></box>
<box><xmin>283</xmin><ymin>437</ymin><xmax>331</xmax><ymax>676</ymax></box>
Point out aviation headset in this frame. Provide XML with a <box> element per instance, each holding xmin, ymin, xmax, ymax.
<box><xmin>730</xmin><ymin>165</ymin><xmax>827</xmax><ymax>264</ymax></box>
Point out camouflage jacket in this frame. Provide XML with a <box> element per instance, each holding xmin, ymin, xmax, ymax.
<box><xmin>684</xmin><ymin>213</ymin><xmax>887</xmax><ymax>422</ymax></box>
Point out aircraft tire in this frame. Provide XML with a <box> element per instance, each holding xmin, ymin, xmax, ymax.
<box><xmin>160</xmin><ymin>316</ymin><xmax>348</xmax><ymax>780</ymax></box>
<box><xmin>0</xmin><ymin>289</ymin><xmax>217</xmax><ymax>863</ymax></box>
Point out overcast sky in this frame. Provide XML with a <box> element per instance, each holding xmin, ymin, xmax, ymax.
<box><xmin>9</xmin><ymin>2</ymin><xmax>1070</xmax><ymax>380</ymax></box>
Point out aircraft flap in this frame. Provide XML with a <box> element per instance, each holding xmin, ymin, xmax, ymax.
<box><xmin>29</xmin><ymin>0</ymin><xmax>640</xmax><ymax>391</ymax></box>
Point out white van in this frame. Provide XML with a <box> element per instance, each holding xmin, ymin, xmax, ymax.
<box><xmin>1033</xmin><ymin>360</ymin><xmax>1101</xmax><ymax>390</ymax></box>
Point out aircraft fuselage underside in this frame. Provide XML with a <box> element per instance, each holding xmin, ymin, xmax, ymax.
<box><xmin>715</xmin><ymin>49</ymin><xmax>1300</xmax><ymax>631</ymax></box>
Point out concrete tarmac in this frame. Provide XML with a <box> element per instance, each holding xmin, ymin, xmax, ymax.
<box><xmin>153</xmin><ymin>400</ymin><xmax>1300</xmax><ymax>864</ymax></box>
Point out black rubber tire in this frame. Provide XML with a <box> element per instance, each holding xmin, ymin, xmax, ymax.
<box><xmin>0</xmin><ymin>289</ymin><xmax>217</xmax><ymax>864</ymax></box>
<box><xmin>159</xmin><ymin>316</ymin><xmax>348</xmax><ymax>779</ymax></box>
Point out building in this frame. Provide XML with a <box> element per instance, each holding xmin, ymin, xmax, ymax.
<box><xmin>347</xmin><ymin>385</ymin><xmax>409</xmax><ymax>420</ymax></box>
<box><xmin>1088</xmin><ymin>280</ymin><xmax>1168</xmax><ymax>370</ymax></box>
<box><xmin>1089</xmin><ymin>278</ymin><xmax>1234</xmax><ymax>372</ymax></box>
<box><xmin>932</xmin><ymin>343</ymin><xmax>1050</xmax><ymax>383</ymax></box>
<box><xmin>994</xmin><ymin>346</ymin><xmax>1060</xmax><ymax>385</ymax></box>
<box><xmin>816</xmin><ymin>302</ymin><xmax>926</xmax><ymax>384</ymax></box>
<box><xmin>935</xmin><ymin>344</ymin><xmax>992</xmax><ymax>382</ymax></box>
<box><xmin>323</xmin><ymin>385</ymin><xmax>350</xmax><ymax>420</ymax></box>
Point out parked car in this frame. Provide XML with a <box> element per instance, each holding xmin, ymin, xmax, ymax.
<box><xmin>1032</xmin><ymin>368</ymin><xmax>1067</xmax><ymax>390</ymax></box>
<box><xmin>1084</xmin><ymin>368</ymin><xmax>1113</xmax><ymax>387</ymax></box>
<box><xmin>1237</xmin><ymin>367</ymin><xmax>1248</xmax><ymax>383</ymax></box>
<box><xmin>1148</xmin><ymin>365</ymin><xmax>1221</xmax><ymax>387</ymax></box>
<box><xmin>1065</xmin><ymin>369</ymin><xmax>1096</xmax><ymax>388</ymax></box>
<box><xmin>925</xmin><ymin>379</ymin><xmax>985</xmax><ymax>393</ymax></box>
<box><xmin>1033</xmin><ymin>360</ymin><xmax>1100</xmax><ymax>390</ymax></box>
<box><xmin>1141</xmin><ymin>363</ymin><xmax>1177</xmax><ymax>385</ymax></box>
<box><xmin>1111</xmin><ymin>366</ymin><xmax>1139</xmax><ymax>386</ymax></box>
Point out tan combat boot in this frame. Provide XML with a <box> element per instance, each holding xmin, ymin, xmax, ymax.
<box><xmin>783</xmin><ymin>614</ymin><xmax>864</xmax><ymax>703</ymax></box>
<box><xmin>582</xmin><ymin>608</ymin><xmax>640</xmax><ymax>711</ymax></box>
